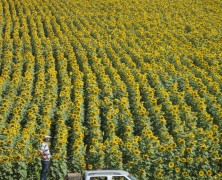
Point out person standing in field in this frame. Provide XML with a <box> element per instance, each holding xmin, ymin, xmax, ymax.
<box><xmin>40</xmin><ymin>135</ymin><xmax>52</xmax><ymax>180</ymax></box>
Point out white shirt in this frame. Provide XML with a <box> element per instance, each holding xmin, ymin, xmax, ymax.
<box><xmin>40</xmin><ymin>142</ymin><xmax>51</xmax><ymax>161</ymax></box>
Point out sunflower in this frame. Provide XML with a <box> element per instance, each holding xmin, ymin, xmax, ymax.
<box><xmin>119</xmin><ymin>140</ymin><xmax>123</xmax><ymax>145</ymax></box>
<box><xmin>81</xmin><ymin>163</ymin><xmax>86</xmax><ymax>168</ymax></box>
<box><xmin>159</xmin><ymin>146</ymin><xmax>166</xmax><ymax>152</ymax></box>
<box><xmin>200</xmin><ymin>145</ymin><xmax>207</xmax><ymax>151</ymax></box>
<box><xmin>108</xmin><ymin>122</ymin><xmax>115</xmax><ymax>129</ymax></box>
<box><xmin>168</xmin><ymin>162</ymin><xmax>174</xmax><ymax>168</ymax></box>
<box><xmin>167</xmin><ymin>146</ymin><xmax>173</xmax><ymax>151</ymax></box>
<box><xmin>106</xmin><ymin>114</ymin><xmax>113</xmax><ymax>120</ymax></box>
<box><xmin>88</xmin><ymin>164</ymin><xmax>93</xmax><ymax>170</ymax></box>
<box><xmin>212</xmin><ymin>125</ymin><xmax>218</xmax><ymax>131</ymax></box>
<box><xmin>175</xmin><ymin>167</ymin><xmax>180</xmax><ymax>173</ymax></box>
<box><xmin>133</xmin><ymin>150</ymin><xmax>140</xmax><ymax>156</ymax></box>
<box><xmin>174</xmin><ymin>156</ymin><xmax>180</xmax><ymax>161</ymax></box>
<box><xmin>126</xmin><ymin>126</ymin><xmax>132</xmax><ymax>132</ymax></box>
<box><xmin>157</xmin><ymin>158</ymin><xmax>163</xmax><ymax>164</ymax></box>
<box><xmin>197</xmin><ymin>157</ymin><xmax>202</xmax><ymax>162</ymax></box>
<box><xmin>182</xmin><ymin>172</ymin><xmax>188</xmax><ymax>177</ymax></box>
<box><xmin>186</xmin><ymin>148</ymin><xmax>192</xmax><ymax>153</ymax></box>
<box><xmin>143</xmin><ymin>154</ymin><xmax>149</xmax><ymax>159</ymax></box>
<box><xmin>53</xmin><ymin>154</ymin><xmax>60</xmax><ymax>160</ymax></box>
<box><xmin>74</xmin><ymin>145</ymin><xmax>80</xmax><ymax>150</ymax></box>
<box><xmin>171</xmin><ymin>143</ymin><xmax>177</xmax><ymax>148</ymax></box>
<box><xmin>212</xmin><ymin>138</ymin><xmax>219</xmax><ymax>143</ymax></box>
<box><xmin>126</xmin><ymin>143</ymin><xmax>132</xmax><ymax>149</ymax></box>
<box><xmin>156</xmin><ymin>172</ymin><xmax>163</xmax><ymax>178</ymax></box>
<box><xmin>160</xmin><ymin>119</ymin><xmax>166</xmax><ymax>125</ymax></box>
<box><xmin>139</xmin><ymin>169</ymin><xmax>145</xmax><ymax>174</ymax></box>
<box><xmin>181</xmin><ymin>158</ymin><xmax>186</xmax><ymax>162</ymax></box>
<box><xmin>212</xmin><ymin>151</ymin><xmax>218</xmax><ymax>156</ymax></box>
<box><xmin>206</xmin><ymin>170</ymin><xmax>212</xmax><ymax>176</ymax></box>
<box><xmin>190</xmin><ymin>141</ymin><xmax>195</xmax><ymax>146</ymax></box>
<box><xmin>179</xmin><ymin>139</ymin><xmax>185</xmax><ymax>144</ymax></box>
<box><xmin>3</xmin><ymin>156</ymin><xmax>9</xmax><ymax>161</ymax></box>
<box><xmin>199</xmin><ymin>170</ymin><xmax>204</xmax><ymax>177</ymax></box>
<box><xmin>111</xmin><ymin>148</ymin><xmax>118</xmax><ymax>153</ymax></box>
<box><xmin>111</xmin><ymin>141</ymin><xmax>118</xmax><ymax>146</ymax></box>
<box><xmin>7</xmin><ymin>140</ymin><xmax>12</xmax><ymax>145</ymax></box>
<box><xmin>100</xmin><ymin>151</ymin><xmax>105</xmax><ymax>156</ymax></box>
<box><xmin>16</xmin><ymin>155</ymin><xmax>22</xmax><ymax>160</ymax></box>
<box><xmin>128</xmin><ymin>161</ymin><xmax>134</xmax><ymax>166</ymax></box>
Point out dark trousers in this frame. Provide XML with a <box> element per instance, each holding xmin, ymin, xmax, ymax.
<box><xmin>40</xmin><ymin>160</ymin><xmax>50</xmax><ymax>180</ymax></box>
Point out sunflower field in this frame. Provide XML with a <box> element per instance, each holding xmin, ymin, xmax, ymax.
<box><xmin>0</xmin><ymin>0</ymin><xmax>222</xmax><ymax>179</ymax></box>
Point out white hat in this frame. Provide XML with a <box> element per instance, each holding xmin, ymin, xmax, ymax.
<box><xmin>44</xmin><ymin>135</ymin><xmax>52</xmax><ymax>139</ymax></box>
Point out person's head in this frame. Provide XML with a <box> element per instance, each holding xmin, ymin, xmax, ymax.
<box><xmin>43</xmin><ymin>135</ymin><xmax>52</xmax><ymax>142</ymax></box>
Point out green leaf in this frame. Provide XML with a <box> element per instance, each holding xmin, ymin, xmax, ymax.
<box><xmin>18</xmin><ymin>170</ymin><xmax>27</xmax><ymax>177</ymax></box>
<box><xmin>18</xmin><ymin>162</ymin><xmax>27</xmax><ymax>169</ymax></box>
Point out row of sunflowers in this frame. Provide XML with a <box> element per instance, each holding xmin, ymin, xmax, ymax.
<box><xmin>0</xmin><ymin>0</ymin><xmax>221</xmax><ymax>179</ymax></box>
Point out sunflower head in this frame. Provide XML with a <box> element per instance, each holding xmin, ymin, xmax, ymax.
<box><xmin>175</xmin><ymin>167</ymin><xmax>180</xmax><ymax>173</ymax></box>
<box><xmin>199</xmin><ymin>170</ymin><xmax>204</xmax><ymax>177</ymax></box>
<box><xmin>168</xmin><ymin>162</ymin><xmax>174</xmax><ymax>168</ymax></box>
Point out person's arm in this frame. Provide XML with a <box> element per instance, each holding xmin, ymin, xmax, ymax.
<box><xmin>40</xmin><ymin>143</ymin><xmax>48</xmax><ymax>159</ymax></box>
<box><xmin>39</xmin><ymin>150</ymin><xmax>47</xmax><ymax>159</ymax></box>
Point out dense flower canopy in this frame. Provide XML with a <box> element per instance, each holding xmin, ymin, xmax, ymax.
<box><xmin>0</xmin><ymin>0</ymin><xmax>221</xmax><ymax>179</ymax></box>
